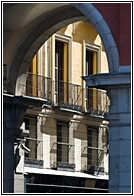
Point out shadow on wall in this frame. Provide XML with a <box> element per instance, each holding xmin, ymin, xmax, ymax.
<box><xmin>72</xmin><ymin>21</ymin><xmax>98</xmax><ymax>43</ymax></box>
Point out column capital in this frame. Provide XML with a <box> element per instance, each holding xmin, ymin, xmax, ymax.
<box><xmin>3</xmin><ymin>95</ymin><xmax>28</xmax><ymax>140</ymax></box>
<box><xmin>82</xmin><ymin>72</ymin><xmax>131</xmax><ymax>90</ymax></box>
<box><xmin>3</xmin><ymin>93</ymin><xmax>49</xmax><ymax>138</ymax></box>
<box><xmin>3</xmin><ymin>103</ymin><xmax>27</xmax><ymax>130</ymax></box>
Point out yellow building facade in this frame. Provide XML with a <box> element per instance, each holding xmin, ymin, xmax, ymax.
<box><xmin>17</xmin><ymin>20</ymin><xmax>109</xmax><ymax>193</ymax></box>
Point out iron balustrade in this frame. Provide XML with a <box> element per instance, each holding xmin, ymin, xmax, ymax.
<box><xmin>51</xmin><ymin>142</ymin><xmax>75</xmax><ymax>171</ymax></box>
<box><xmin>18</xmin><ymin>73</ymin><xmax>109</xmax><ymax>115</ymax></box>
<box><xmin>86</xmin><ymin>165</ymin><xmax>105</xmax><ymax>176</ymax></box>
<box><xmin>54</xmin><ymin>80</ymin><xmax>82</xmax><ymax>112</ymax></box>
<box><xmin>84</xmin><ymin>87</ymin><xmax>109</xmax><ymax>116</ymax></box>
<box><xmin>82</xmin><ymin>146</ymin><xmax>104</xmax><ymax>171</ymax></box>
<box><xmin>56</xmin><ymin>162</ymin><xmax>75</xmax><ymax>171</ymax></box>
<box><xmin>24</xmin><ymin>137</ymin><xmax>43</xmax><ymax>167</ymax></box>
<box><xmin>26</xmin><ymin>72</ymin><xmax>52</xmax><ymax>104</ymax></box>
<box><xmin>54</xmin><ymin>81</ymin><xmax>109</xmax><ymax>115</ymax></box>
<box><xmin>51</xmin><ymin>142</ymin><xmax>74</xmax><ymax>151</ymax></box>
<box><xmin>24</xmin><ymin>137</ymin><xmax>43</xmax><ymax>145</ymax></box>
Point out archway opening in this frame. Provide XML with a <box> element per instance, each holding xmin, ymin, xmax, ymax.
<box><xmin>4</xmin><ymin>3</ymin><xmax>119</xmax><ymax>95</ymax></box>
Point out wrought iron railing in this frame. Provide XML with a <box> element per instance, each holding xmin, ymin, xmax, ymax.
<box><xmin>86</xmin><ymin>165</ymin><xmax>105</xmax><ymax>175</ymax></box>
<box><xmin>18</xmin><ymin>73</ymin><xmax>109</xmax><ymax>115</ymax></box>
<box><xmin>24</xmin><ymin>158</ymin><xmax>44</xmax><ymax>168</ymax></box>
<box><xmin>24</xmin><ymin>137</ymin><xmax>43</xmax><ymax>168</ymax></box>
<box><xmin>82</xmin><ymin>146</ymin><xmax>105</xmax><ymax>166</ymax></box>
<box><xmin>56</xmin><ymin>162</ymin><xmax>75</xmax><ymax>171</ymax></box>
<box><xmin>54</xmin><ymin>80</ymin><xmax>82</xmax><ymax>112</ymax></box>
<box><xmin>51</xmin><ymin>141</ymin><xmax>75</xmax><ymax>171</ymax></box>
<box><xmin>25</xmin><ymin>72</ymin><xmax>52</xmax><ymax>105</ymax></box>
<box><xmin>81</xmin><ymin>146</ymin><xmax>105</xmax><ymax>175</ymax></box>
<box><xmin>84</xmin><ymin>87</ymin><xmax>109</xmax><ymax>116</ymax></box>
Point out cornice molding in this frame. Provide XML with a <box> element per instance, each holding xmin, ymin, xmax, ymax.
<box><xmin>82</xmin><ymin>72</ymin><xmax>131</xmax><ymax>90</ymax></box>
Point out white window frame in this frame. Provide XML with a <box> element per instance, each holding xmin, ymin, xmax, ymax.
<box><xmin>51</xmin><ymin>34</ymin><xmax>72</xmax><ymax>104</ymax></box>
<box><xmin>83</xmin><ymin>40</ymin><xmax>101</xmax><ymax>77</ymax></box>
<box><xmin>83</xmin><ymin>41</ymin><xmax>101</xmax><ymax>110</ymax></box>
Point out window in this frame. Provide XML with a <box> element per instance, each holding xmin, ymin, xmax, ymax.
<box><xmin>56</xmin><ymin>121</ymin><xmax>75</xmax><ymax>171</ymax></box>
<box><xmin>57</xmin><ymin>121</ymin><xmax>69</xmax><ymax>163</ymax></box>
<box><xmin>83</xmin><ymin>41</ymin><xmax>100</xmax><ymax>76</ymax></box>
<box><xmin>55</xmin><ymin>41</ymin><xmax>65</xmax><ymax>81</ymax></box>
<box><xmin>83</xmin><ymin>42</ymin><xmax>101</xmax><ymax>112</ymax></box>
<box><xmin>87</xmin><ymin>126</ymin><xmax>105</xmax><ymax>168</ymax></box>
<box><xmin>25</xmin><ymin>41</ymin><xmax>52</xmax><ymax>100</ymax></box>
<box><xmin>22</xmin><ymin>116</ymin><xmax>44</xmax><ymax>168</ymax></box>
<box><xmin>23</xmin><ymin>116</ymin><xmax>37</xmax><ymax>159</ymax></box>
<box><xmin>55</xmin><ymin>40</ymin><xmax>68</xmax><ymax>105</ymax></box>
<box><xmin>85</xmin><ymin>50</ymin><xmax>94</xmax><ymax>111</ymax></box>
<box><xmin>26</xmin><ymin>56</ymin><xmax>37</xmax><ymax>97</ymax></box>
<box><xmin>85</xmin><ymin>50</ymin><xmax>94</xmax><ymax>75</ymax></box>
<box><xmin>87</xmin><ymin>127</ymin><xmax>98</xmax><ymax>166</ymax></box>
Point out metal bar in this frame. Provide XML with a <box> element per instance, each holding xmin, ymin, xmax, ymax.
<box><xmin>83</xmin><ymin>146</ymin><xmax>104</xmax><ymax>152</ymax></box>
<box><xmin>58</xmin><ymin>80</ymin><xmax>81</xmax><ymax>87</ymax></box>
<box><xmin>25</xmin><ymin>72</ymin><xmax>51</xmax><ymax>79</ymax></box>
<box><xmin>57</xmin><ymin>142</ymin><xmax>74</xmax><ymax>146</ymax></box>
<box><xmin>24</xmin><ymin>137</ymin><xmax>43</xmax><ymax>142</ymax></box>
<box><xmin>52</xmin><ymin>142</ymin><xmax>74</xmax><ymax>146</ymax></box>
<box><xmin>51</xmin><ymin>142</ymin><xmax>74</xmax><ymax>150</ymax></box>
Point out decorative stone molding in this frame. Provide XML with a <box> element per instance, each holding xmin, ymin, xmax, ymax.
<box><xmin>82</xmin><ymin>72</ymin><xmax>131</xmax><ymax>90</ymax></box>
<box><xmin>24</xmin><ymin>158</ymin><xmax>44</xmax><ymax>168</ymax></box>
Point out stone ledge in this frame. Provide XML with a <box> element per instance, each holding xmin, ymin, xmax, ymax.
<box><xmin>3</xmin><ymin>93</ymin><xmax>49</xmax><ymax>108</ymax></box>
<box><xmin>82</xmin><ymin>72</ymin><xmax>131</xmax><ymax>90</ymax></box>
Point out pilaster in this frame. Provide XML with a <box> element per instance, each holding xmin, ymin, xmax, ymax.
<box><xmin>83</xmin><ymin>72</ymin><xmax>131</xmax><ymax>193</ymax></box>
<box><xmin>3</xmin><ymin>100</ymin><xmax>27</xmax><ymax>193</ymax></box>
<box><xmin>3</xmin><ymin>94</ymin><xmax>48</xmax><ymax>193</ymax></box>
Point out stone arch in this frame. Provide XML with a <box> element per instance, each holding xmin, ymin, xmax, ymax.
<box><xmin>7</xmin><ymin>6</ymin><xmax>85</xmax><ymax>94</ymax></box>
<box><xmin>73</xmin><ymin>3</ymin><xmax>119</xmax><ymax>73</ymax></box>
<box><xmin>7</xmin><ymin>3</ymin><xmax>119</xmax><ymax>95</ymax></box>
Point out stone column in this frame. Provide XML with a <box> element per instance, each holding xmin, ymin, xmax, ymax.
<box><xmin>82</xmin><ymin>72</ymin><xmax>131</xmax><ymax>193</ymax></box>
<box><xmin>3</xmin><ymin>94</ymin><xmax>48</xmax><ymax>193</ymax></box>
<box><xmin>3</xmin><ymin>128</ymin><xmax>15</xmax><ymax>193</ymax></box>
<box><xmin>105</xmin><ymin>85</ymin><xmax>131</xmax><ymax>193</ymax></box>
<box><xmin>3</xmin><ymin>98</ymin><xmax>27</xmax><ymax>193</ymax></box>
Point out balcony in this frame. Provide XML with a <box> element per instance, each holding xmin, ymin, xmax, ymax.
<box><xmin>24</xmin><ymin>137</ymin><xmax>43</xmax><ymax>168</ymax></box>
<box><xmin>81</xmin><ymin>146</ymin><xmax>105</xmax><ymax>175</ymax></box>
<box><xmin>84</xmin><ymin>87</ymin><xmax>109</xmax><ymax>116</ymax></box>
<box><xmin>17</xmin><ymin>73</ymin><xmax>109</xmax><ymax>115</ymax></box>
<box><xmin>56</xmin><ymin>162</ymin><xmax>75</xmax><ymax>171</ymax></box>
<box><xmin>87</xmin><ymin>165</ymin><xmax>105</xmax><ymax>176</ymax></box>
<box><xmin>51</xmin><ymin>141</ymin><xmax>75</xmax><ymax>172</ymax></box>
<box><xmin>25</xmin><ymin>72</ymin><xmax>52</xmax><ymax>107</ymax></box>
<box><xmin>54</xmin><ymin>80</ymin><xmax>82</xmax><ymax>113</ymax></box>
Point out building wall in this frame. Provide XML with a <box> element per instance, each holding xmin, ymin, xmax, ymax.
<box><xmin>21</xmin><ymin>20</ymin><xmax>109</xmax><ymax>177</ymax></box>
<box><xmin>3</xmin><ymin>3</ymin><xmax>131</xmax><ymax>193</ymax></box>
<box><xmin>37</xmin><ymin>21</ymin><xmax>108</xmax><ymax>78</ymax></box>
